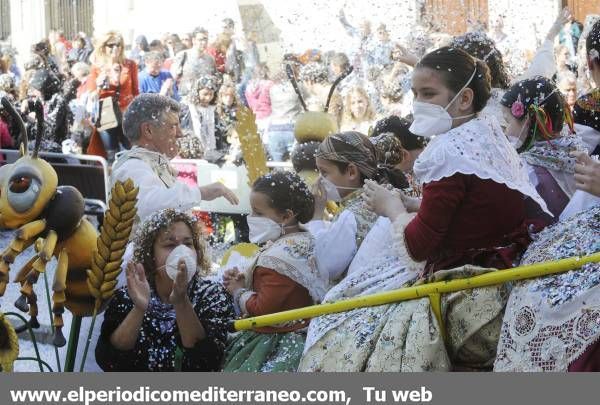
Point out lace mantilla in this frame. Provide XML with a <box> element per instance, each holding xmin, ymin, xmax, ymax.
<box><xmin>521</xmin><ymin>131</ymin><xmax>585</xmax><ymax>175</ymax></box>
<box><xmin>413</xmin><ymin>116</ymin><xmax>550</xmax><ymax>215</ymax></box>
<box><xmin>494</xmin><ymin>206</ymin><xmax>600</xmax><ymax>371</ymax></box>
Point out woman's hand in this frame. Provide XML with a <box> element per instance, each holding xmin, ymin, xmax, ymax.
<box><xmin>96</xmin><ymin>71</ymin><xmax>108</xmax><ymax>87</ymax></box>
<box><xmin>546</xmin><ymin>7</ymin><xmax>572</xmax><ymax>41</ymax></box>
<box><xmin>363</xmin><ymin>179</ymin><xmax>407</xmax><ymax>221</ymax></box>
<box><xmin>108</xmin><ymin>64</ymin><xmax>122</xmax><ymax>85</ymax></box>
<box><xmin>169</xmin><ymin>259</ymin><xmax>189</xmax><ymax>306</ymax></box>
<box><xmin>126</xmin><ymin>262</ymin><xmax>151</xmax><ymax>311</ymax></box>
<box><xmin>573</xmin><ymin>151</ymin><xmax>600</xmax><ymax>197</ymax></box>
<box><xmin>393</xmin><ymin>44</ymin><xmax>419</xmax><ymax>67</ymax></box>
<box><xmin>399</xmin><ymin>193</ymin><xmax>421</xmax><ymax>213</ymax></box>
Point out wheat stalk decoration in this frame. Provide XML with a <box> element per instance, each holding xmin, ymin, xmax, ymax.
<box><xmin>0</xmin><ymin>311</ymin><xmax>19</xmax><ymax>372</ymax></box>
<box><xmin>235</xmin><ymin>107</ymin><xmax>268</xmax><ymax>185</ymax></box>
<box><xmin>79</xmin><ymin>179</ymin><xmax>138</xmax><ymax>371</ymax></box>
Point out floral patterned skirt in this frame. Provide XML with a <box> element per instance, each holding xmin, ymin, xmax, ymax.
<box><xmin>299</xmin><ymin>266</ymin><xmax>508</xmax><ymax>372</ymax></box>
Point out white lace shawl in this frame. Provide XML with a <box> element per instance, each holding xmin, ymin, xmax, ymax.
<box><xmin>303</xmin><ymin>215</ymin><xmax>424</xmax><ymax>353</ymax></box>
<box><xmin>245</xmin><ymin>232</ymin><xmax>329</xmax><ymax>304</ymax></box>
<box><xmin>413</xmin><ymin>115</ymin><xmax>551</xmax><ymax>215</ymax></box>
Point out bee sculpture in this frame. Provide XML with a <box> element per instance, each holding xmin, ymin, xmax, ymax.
<box><xmin>0</xmin><ymin>96</ymin><xmax>136</xmax><ymax>347</ymax></box>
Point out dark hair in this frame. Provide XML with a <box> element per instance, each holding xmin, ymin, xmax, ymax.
<box><xmin>451</xmin><ymin>32</ymin><xmax>510</xmax><ymax>89</ymax></box>
<box><xmin>252</xmin><ymin>171</ymin><xmax>315</xmax><ymax>223</ymax></box>
<box><xmin>327</xmin><ymin>159</ymin><xmax>409</xmax><ymax>189</ymax></box>
<box><xmin>31</xmin><ymin>40</ymin><xmax>50</xmax><ymax>57</ymax></box>
<box><xmin>63</xmin><ymin>77</ymin><xmax>81</xmax><ymax>100</ymax></box>
<box><xmin>315</xmin><ymin>131</ymin><xmax>406</xmax><ymax>188</ymax></box>
<box><xmin>500</xmin><ymin>76</ymin><xmax>565</xmax><ymax>152</ymax></box>
<box><xmin>135</xmin><ymin>35</ymin><xmax>149</xmax><ymax>52</ymax></box>
<box><xmin>29</xmin><ymin>69</ymin><xmax>61</xmax><ymax>101</ymax></box>
<box><xmin>149</xmin><ymin>39</ymin><xmax>163</xmax><ymax>50</ymax></box>
<box><xmin>417</xmin><ymin>46</ymin><xmax>492</xmax><ymax>113</ymax></box>
<box><xmin>372</xmin><ymin>115</ymin><xmax>428</xmax><ymax>150</ymax></box>
<box><xmin>144</xmin><ymin>51</ymin><xmax>165</xmax><ymax>63</ymax></box>
<box><xmin>587</xmin><ymin>19</ymin><xmax>600</xmax><ymax>66</ymax></box>
<box><xmin>192</xmin><ymin>27</ymin><xmax>209</xmax><ymax>38</ymax></box>
<box><xmin>291</xmin><ymin>141</ymin><xmax>320</xmax><ymax>172</ymax></box>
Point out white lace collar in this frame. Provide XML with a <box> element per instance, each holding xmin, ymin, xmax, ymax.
<box><xmin>413</xmin><ymin>115</ymin><xmax>551</xmax><ymax>215</ymax></box>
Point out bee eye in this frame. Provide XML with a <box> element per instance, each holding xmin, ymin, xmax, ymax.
<box><xmin>9</xmin><ymin>177</ymin><xmax>32</xmax><ymax>193</ymax></box>
<box><xmin>7</xmin><ymin>176</ymin><xmax>41</xmax><ymax>213</ymax></box>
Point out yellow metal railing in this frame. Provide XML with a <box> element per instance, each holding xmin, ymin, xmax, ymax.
<box><xmin>234</xmin><ymin>252</ymin><xmax>600</xmax><ymax>331</ymax></box>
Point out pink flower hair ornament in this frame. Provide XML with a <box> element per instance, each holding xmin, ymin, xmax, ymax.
<box><xmin>511</xmin><ymin>95</ymin><xmax>525</xmax><ymax>119</ymax></box>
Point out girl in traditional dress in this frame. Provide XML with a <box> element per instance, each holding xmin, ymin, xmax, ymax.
<box><xmin>365</xmin><ymin>46</ymin><xmax>550</xmax><ymax>275</ymax></box>
<box><xmin>494</xmin><ymin>205</ymin><xmax>600</xmax><ymax>371</ymax></box>
<box><xmin>222</xmin><ymin>171</ymin><xmax>328</xmax><ymax>372</ymax></box>
<box><xmin>96</xmin><ymin>209</ymin><xmax>234</xmax><ymax>371</ymax></box>
<box><xmin>493</xmin><ymin>26</ymin><xmax>600</xmax><ymax>371</ymax></box>
<box><xmin>305</xmin><ymin>131</ymin><xmax>405</xmax><ymax>284</ymax></box>
<box><xmin>501</xmin><ymin>76</ymin><xmax>586</xmax><ymax>224</ymax></box>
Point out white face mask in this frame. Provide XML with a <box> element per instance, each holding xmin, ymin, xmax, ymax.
<box><xmin>247</xmin><ymin>215</ymin><xmax>289</xmax><ymax>244</ymax></box>
<box><xmin>409</xmin><ymin>67</ymin><xmax>477</xmax><ymax>138</ymax></box>
<box><xmin>319</xmin><ymin>176</ymin><xmax>360</xmax><ymax>202</ymax></box>
<box><xmin>161</xmin><ymin>245</ymin><xmax>197</xmax><ymax>284</ymax></box>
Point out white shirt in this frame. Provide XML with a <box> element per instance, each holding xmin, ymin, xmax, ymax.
<box><xmin>304</xmin><ymin>210</ymin><xmax>359</xmax><ymax>283</ymax></box>
<box><xmin>111</xmin><ymin>154</ymin><xmax>202</xmax><ymax>221</ymax></box>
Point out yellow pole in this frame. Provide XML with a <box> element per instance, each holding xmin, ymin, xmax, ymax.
<box><xmin>234</xmin><ymin>251</ymin><xmax>600</xmax><ymax>331</ymax></box>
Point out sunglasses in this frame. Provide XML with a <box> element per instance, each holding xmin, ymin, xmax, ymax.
<box><xmin>105</xmin><ymin>43</ymin><xmax>121</xmax><ymax>49</ymax></box>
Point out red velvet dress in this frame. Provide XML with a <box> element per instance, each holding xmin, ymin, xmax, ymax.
<box><xmin>404</xmin><ymin>173</ymin><xmax>536</xmax><ymax>274</ymax></box>
<box><xmin>245</xmin><ymin>267</ymin><xmax>313</xmax><ymax>334</ymax></box>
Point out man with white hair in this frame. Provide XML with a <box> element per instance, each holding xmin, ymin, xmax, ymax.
<box><xmin>111</xmin><ymin>93</ymin><xmax>238</xmax><ymax>222</ymax></box>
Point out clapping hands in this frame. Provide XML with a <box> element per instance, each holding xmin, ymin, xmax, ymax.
<box><xmin>223</xmin><ymin>267</ymin><xmax>245</xmax><ymax>294</ymax></box>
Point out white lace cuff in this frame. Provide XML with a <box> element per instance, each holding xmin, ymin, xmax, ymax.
<box><xmin>390</xmin><ymin>212</ymin><xmax>424</xmax><ymax>272</ymax></box>
<box><xmin>236</xmin><ymin>289</ymin><xmax>256</xmax><ymax>317</ymax></box>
